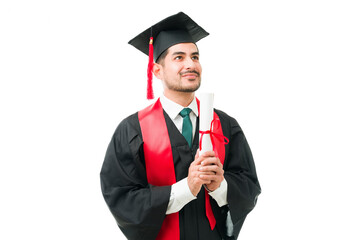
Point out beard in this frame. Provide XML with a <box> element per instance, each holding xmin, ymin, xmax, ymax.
<box><xmin>163</xmin><ymin>71</ymin><xmax>201</xmax><ymax>93</ymax></box>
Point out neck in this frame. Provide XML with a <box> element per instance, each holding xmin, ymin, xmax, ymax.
<box><xmin>163</xmin><ymin>90</ymin><xmax>195</xmax><ymax>107</ymax></box>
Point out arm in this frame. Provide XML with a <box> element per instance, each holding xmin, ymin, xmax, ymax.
<box><xmin>100</xmin><ymin>115</ymin><xmax>171</xmax><ymax>240</ymax></box>
<box><xmin>167</xmin><ymin>149</ymin><xmax>214</xmax><ymax>214</ymax></box>
<box><xmin>223</xmin><ymin>116</ymin><xmax>261</xmax><ymax>238</ymax></box>
<box><xmin>166</xmin><ymin>178</ymin><xmax>196</xmax><ymax>214</ymax></box>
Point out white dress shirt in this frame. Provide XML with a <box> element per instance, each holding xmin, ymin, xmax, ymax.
<box><xmin>160</xmin><ymin>95</ymin><xmax>228</xmax><ymax>214</ymax></box>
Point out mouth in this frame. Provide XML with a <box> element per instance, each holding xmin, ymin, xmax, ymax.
<box><xmin>180</xmin><ymin>71</ymin><xmax>200</xmax><ymax>79</ymax></box>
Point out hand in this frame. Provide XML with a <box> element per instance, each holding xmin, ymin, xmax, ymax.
<box><xmin>187</xmin><ymin>150</ymin><xmax>214</xmax><ymax>196</ymax></box>
<box><xmin>198</xmin><ymin>151</ymin><xmax>224</xmax><ymax>192</ymax></box>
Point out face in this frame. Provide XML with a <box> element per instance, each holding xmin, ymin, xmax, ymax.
<box><xmin>154</xmin><ymin>43</ymin><xmax>202</xmax><ymax>93</ymax></box>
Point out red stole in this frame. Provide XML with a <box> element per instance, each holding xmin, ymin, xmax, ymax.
<box><xmin>138</xmin><ymin>98</ymin><xmax>226</xmax><ymax>240</ymax></box>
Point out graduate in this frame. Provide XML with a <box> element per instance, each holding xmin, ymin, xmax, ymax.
<box><xmin>100</xmin><ymin>12</ymin><xmax>261</xmax><ymax>240</ymax></box>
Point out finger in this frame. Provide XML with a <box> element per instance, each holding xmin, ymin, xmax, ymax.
<box><xmin>199</xmin><ymin>165</ymin><xmax>220</xmax><ymax>173</ymax></box>
<box><xmin>192</xmin><ymin>172</ymin><xmax>212</xmax><ymax>183</ymax></box>
<box><xmin>197</xmin><ymin>170</ymin><xmax>216</xmax><ymax>175</ymax></box>
<box><xmin>194</xmin><ymin>150</ymin><xmax>213</xmax><ymax>165</ymax></box>
<box><xmin>192</xmin><ymin>154</ymin><xmax>204</xmax><ymax>166</ymax></box>
<box><xmin>195</xmin><ymin>149</ymin><xmax>200</xmax><ymax>159</ymax></box>
<box><xmin>199</xmin><ymin>150</ymin><xmax>216</xmax><ymax>158</ymax></box>
<box><xmin>201</xmin><ymin>157</ymin><xmax>222</xmax><ymax>167</ymax></box>
<box><xmin>199</xmin><ymin>174</ymin><xmax>220</xmax><ymax>182</ymax></box>
<box><xmin>190</xmin><ymin>166</ymin><xmax>215</xmax><ymax>178</ymax></box>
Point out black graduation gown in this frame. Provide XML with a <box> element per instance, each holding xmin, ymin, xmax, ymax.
<box><xmin>100</xmin><ymin>109</ymin><xmax>261</xmax><ymax>240</ymax></box>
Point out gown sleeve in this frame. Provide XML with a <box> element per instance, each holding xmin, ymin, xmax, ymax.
<box><xmin>100</xmin><ymin>114</ymin><xmax>171</xmax><ymax>240</ymax></box>
<box><xmin>214</xmin><ymin>110</ymin><xmax>261</xmax><ymax>239</ymax></box>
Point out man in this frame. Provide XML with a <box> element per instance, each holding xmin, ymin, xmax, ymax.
<box><xmin>100</xmin><ymin>12</ymin><xmax>261</xmax><ymax>240</ymax></box>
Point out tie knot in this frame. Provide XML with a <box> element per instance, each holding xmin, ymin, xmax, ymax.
<box><xmin>179</xmin><ymin>108</ymin><xmax>192</xmax><ymax>118</ymax></box>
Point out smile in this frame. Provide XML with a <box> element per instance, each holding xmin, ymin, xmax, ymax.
<box><xmin>180</xmin><ymin>71</ymin><xmax>200</xmax><ymax>78</ymax></box>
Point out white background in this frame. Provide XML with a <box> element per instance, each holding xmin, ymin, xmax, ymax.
<box><xmin>1</xmin><ymin>0</ymin><xmax>359</xmax><ymax>239</ymax></box>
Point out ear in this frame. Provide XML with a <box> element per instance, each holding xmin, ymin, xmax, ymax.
<box><xmin>152</xmin><ymin>63</ymin><xmax>162</xmax><ymax>79</ymax></box>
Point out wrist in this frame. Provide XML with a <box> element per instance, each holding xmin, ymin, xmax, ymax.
<box><xmin>203</xmin><ymin>184</ymin><xmax>213</xmax><ymax>192</ymax></box>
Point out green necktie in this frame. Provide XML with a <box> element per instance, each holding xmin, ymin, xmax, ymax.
<box><xmin>179</xmin><ymin>108</ymin><xmax>193</xmax><ymax>147</ymax></box>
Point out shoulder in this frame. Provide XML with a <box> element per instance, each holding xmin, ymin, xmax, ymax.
<box><xmin>214</xmin><ymin>109</ymin><xmax>243</xmax><ymax>134</ymax></box>
<box><xmin>111</xmin><ymin>100</ymin><xmax>159</xmax><ymax>143</ymax></box>
<box><xmin>113</xmin><ymin>112</ymin><xmax>142</xmax><ymax>143</ymax></box>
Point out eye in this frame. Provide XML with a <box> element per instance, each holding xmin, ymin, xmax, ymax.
<box><xmin>174</xmin><ymin>56</ymin><xmax>183</xmax><ymax>60</ymax></box>
<box><xmin>192</xmin><ymin>55</ymin><xmax>199</xmax><ymax>60</ymax></box>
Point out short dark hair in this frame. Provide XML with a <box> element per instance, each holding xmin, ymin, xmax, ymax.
<box><xmin>155</xmin><ymin>49</ymin><xmax>169</xmax><ymax>65</ymax></box>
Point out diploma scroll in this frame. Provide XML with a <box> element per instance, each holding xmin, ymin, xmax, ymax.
<box><xmin>199</xmin><ymin>93</ymin><xmax>214</xmax><ymax>156</ymax></box>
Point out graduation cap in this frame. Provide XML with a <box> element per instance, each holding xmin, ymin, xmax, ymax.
<box><xmin>128</xmin><ymin>12</ymin><xmax>209</xmax><ymax>99</ymax></box>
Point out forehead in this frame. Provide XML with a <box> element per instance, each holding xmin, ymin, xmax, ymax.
<box><xmin>167</xmin><ymin>42</ymin><xmax>199</xmax><ymax>54</ymax></box>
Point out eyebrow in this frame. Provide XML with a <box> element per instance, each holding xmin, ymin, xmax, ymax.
<box><xmin>172</xmin><ymin>51</ymin><xmax>200</xmax><ymax>56</ymax></box>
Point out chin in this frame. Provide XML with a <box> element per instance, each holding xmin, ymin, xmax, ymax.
<box><xmin>165</xmin><ymin>78</ymin><xmax>201</xmax><ymax>92</ymax></box>
<box><xmin>181</xmin><ymin>83</ymin><xmax>201</xmax><ymax>92</ymax></box>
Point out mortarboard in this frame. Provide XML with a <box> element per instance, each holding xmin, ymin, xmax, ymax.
<box><xmin>128</xmin><ymin>12</ymin><xmax>209</xmax><ymax>99</ymax></box>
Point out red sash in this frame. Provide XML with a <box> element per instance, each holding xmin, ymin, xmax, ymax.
<box><xmin>138</xmin><ymin>98</ymin><xmax>226</xmax><ymax>240</ymax></box>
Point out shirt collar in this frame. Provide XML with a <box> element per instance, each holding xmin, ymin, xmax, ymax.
<box><xmin>160</xmin><ymin>94</ymin><xmax>199</xmax><ymax>120</ymax></box>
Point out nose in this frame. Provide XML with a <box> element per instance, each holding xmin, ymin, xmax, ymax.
<box><xmin>184</xmin><ymin>57</ymin><xmax>196</xmax><ymax>69</ymax></box>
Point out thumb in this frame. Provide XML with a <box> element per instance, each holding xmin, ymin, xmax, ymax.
<box><xmin>195</xmin><ymin>149</ymin><xmax>200</xmax><ymax>158</ymax></box>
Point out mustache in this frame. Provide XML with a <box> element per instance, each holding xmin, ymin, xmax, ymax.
<box><xmin>180</xmin><ymin>70</ymin><xmax>200</xmax><ymax>76</ymax></box>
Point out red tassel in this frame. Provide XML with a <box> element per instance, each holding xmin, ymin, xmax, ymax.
<box><xmin>147</xmin><ymin>37</ymin><xmax>154</xmax><ymax>100</ymax></box>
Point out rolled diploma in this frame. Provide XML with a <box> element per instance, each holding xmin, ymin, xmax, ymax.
<box><xmin>199</xmin><ymin>93</ymin><xmax>214</xmax><ymax>156</ymax></box>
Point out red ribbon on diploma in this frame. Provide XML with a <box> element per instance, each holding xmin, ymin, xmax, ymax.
<box><xmin>199</xmin><ymin>117</ymin><xmax>229</xmax><ymax>230</ymax></box>
<box><xmin>199</xmin><ymin>119</ymin><xmax>229</xmax><ymax>152</ymax></box>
